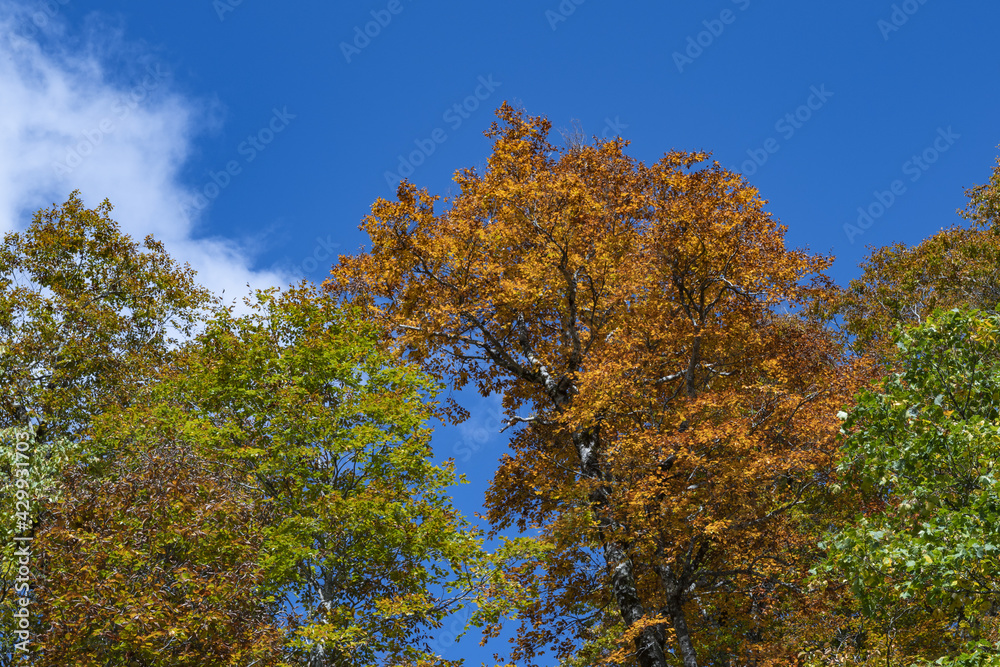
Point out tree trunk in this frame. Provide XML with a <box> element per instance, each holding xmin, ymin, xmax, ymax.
<box><xmin>574</xmin><ymin>428</ymin><xmax>668</xmax><ymax>667</ymax></box>
<box><xmin>659</xmin><ymin>565</ymin><xmax>700</xmax><ymax>667</ymax></box>
<box><xmin>667</xmin><ymin>592</ymin><xmax>700</xmax><ymax>667</ymax></box>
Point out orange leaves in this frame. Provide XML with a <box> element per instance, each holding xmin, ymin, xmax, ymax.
<box><xmin>330</xmin><ymin>104</ymin><xmax>863</xmax><ymax>665</ymax></box>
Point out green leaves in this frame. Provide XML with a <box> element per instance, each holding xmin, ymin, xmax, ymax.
<box><xmin>0</xmin><ymin>425</ymin><xmax>73</xmax><ymax>537</ymax></box>
<box><xmin>0</xmin><ymin>203</ymin><xmax>490</xmax><ymax>665</ymax></box>
<box><xmin>0</xmin><ymin>191</ymin><xmax>214</xmax><ymax>440</ymax></box>
<box><xmin>820</xmin><ymin>308</ymin><xmax>1000</xmax><ymax>664</ymax></box>
<box><xmin>68</xmin><ymin>285</ymin><xmax>489</xmax><ymax>666</ymax></box>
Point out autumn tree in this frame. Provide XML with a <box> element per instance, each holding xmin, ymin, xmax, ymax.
<box><xmin>818</xmin><ymin>308</ymin><xmax>1000</xmax><ymax>666</ymax></box>
<box><xmin>330</xmin><ymin>105</ymin><xmax>867</xmax><ymax>666</ymax></box>
<box><xmin>29</xmin><ymin>440</ymin><xmax>287</xmax><ymax>667</ymax></box>
<box><xmin>0</xmin><ymin>193</ymin><xmax>214</xmax><ymax>663</ymax></box>
<box><xmin>0</xmin><ymin>191</ymin><xmax>214</xmax><ymax>439</ymax></box>
<box><xmin>964</xmin><ymin>150</ymin><xmax>1000</xmax><ymax>230</ymax></box>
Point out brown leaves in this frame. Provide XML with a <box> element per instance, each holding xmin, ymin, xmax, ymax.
<box><xmin>834</xmin><ymin>223</ymin><xmax>1000</xmax><ymax>367</ymax></box>
<box><xmin>31</xmin><ymin>442</ymin><xmax>286</xmax><ymax>667</ymax></box>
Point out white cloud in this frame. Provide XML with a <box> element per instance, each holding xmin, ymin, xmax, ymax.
<box><xmin>0</xmin><ymin>2</ymin><xmax>292</xmax><ymax>305</ymax></box>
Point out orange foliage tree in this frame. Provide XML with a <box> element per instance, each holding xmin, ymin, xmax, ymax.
<box><xmin>330</xmin><ymin>105</ymin><xmax>867</xmax><ymax>666</ymax></box>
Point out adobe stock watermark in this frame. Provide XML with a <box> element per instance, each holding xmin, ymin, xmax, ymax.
<box><xmin>10</xmin><ymin>427</ymin><xmax>34</xmax><ymax>654</ymax></box>
<box><xmin>291</xmin><ymin>235</ymin><xmax>340</xmax><ymax>277</ymax></box>
<box><xmin>11</xmin><ymin>0</ymin><xmax>72</xmax><ymax>41</ymax></box>
<box><xmin>383</xmin><ymin>75</ymin><xmax>501</xmax><ymax>189</ymax></box>
<box><xmin>545</xmin><ymin>0</ymin><xmax>586</xmax><ymax>31</ymax></box>
<box><xmin>52</xmin><ymin>64</ymin><xmax>169</xmax><ymax>177</ymax></box>
<box><xmin>179</xmin><ymin>107</ymin><xmax>295</xmax><ymax>218</ymax></box>
<box><xmin>878</xmin><ymin>0</ymin><xmax>930</xmax><ymax>40</ymax></box>
<box><xmin>673</xmin><ymin>0</ymin><xmax>752</xmax><ymax>73</ymax></box>
<box><xmin>425</xmin><ymin>605</ymin><xmax>475</xmax><ymax>656</ymax></box>
<box><xmin>843</xmin><ymin>126</ymin><xmax>959</xmax><ymax>244</ymax></box>
<box><xmin>213</xmin><ymin>0</ymin><xmax>245</xmax><ymax>22</ymax></box>
<box><xmin>601</xmin><ymin>116</ymin><xmax>628</xmax><ymax>139</ymax></box>
<box><xmin>729</xmin><ymin>85</ymin><xmax>833</xmax><ymax>178</ymax></box>
<box><xmin>340</xmin><ymin>0</ymin><xmax>414</xmax><ymax>64</ymax></box>
<box><xmin>453</xmin><ymin>403</ymin><xmax>504</xmax><ymax>464</ymax></box>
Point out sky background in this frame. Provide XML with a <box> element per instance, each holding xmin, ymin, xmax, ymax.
<box><xmin>2</xmin><ymin>0</ymin><xmax>999</xmax><ymax>663</ymax></box>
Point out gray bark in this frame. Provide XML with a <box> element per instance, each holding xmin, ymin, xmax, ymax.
<box><xmin>574</xmin><ymin>427</ymin><xmax>668</xmax><ymax>667</ymax></box>
<box><xmin>468</xmin><ymin>314</ymin><xmax>673</xmax><ymax>666</ymax></box>
<box><xmin>658</xmin><ymin>565</ymin><xmax>700</xmax><ymax>667</ymax></box>
<box><xmin>667</xmin><ymin>592</ymin><xmax>700</xmax><ymax>667</ymax></box>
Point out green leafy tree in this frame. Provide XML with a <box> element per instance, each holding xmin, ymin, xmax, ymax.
<box><xmin>818</xmin><ymin>308</ymin><xmax>1000</xmax><ymax>665</ymax></box>
<box><xmin>38</xmin><ymin>285</ymin><xmax>488</xmax><ymax>666</ymax></box>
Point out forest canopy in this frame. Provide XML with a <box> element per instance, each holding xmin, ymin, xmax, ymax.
<box><xmin>2</xmin><ymin>106</ymin><xmax>1000</xmax><ymax>667</ymax></box>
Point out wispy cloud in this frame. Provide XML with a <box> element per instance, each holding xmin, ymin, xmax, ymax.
<box><xmin>0</xmin><ymin>2</ymin><xmax>291</xmax><ymax>304</ymax></box>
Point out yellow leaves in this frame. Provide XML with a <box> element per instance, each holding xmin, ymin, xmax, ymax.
<box><xmin>703</xmin><ymin>520</ymin><xmax>731</xmax><ymax>536</ymax></box>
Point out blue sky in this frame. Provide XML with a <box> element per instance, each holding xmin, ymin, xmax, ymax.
<box><xmin>2</xmin><ymin>0</ymin><xmax>999</xmax><ymax>663</ymax></box>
